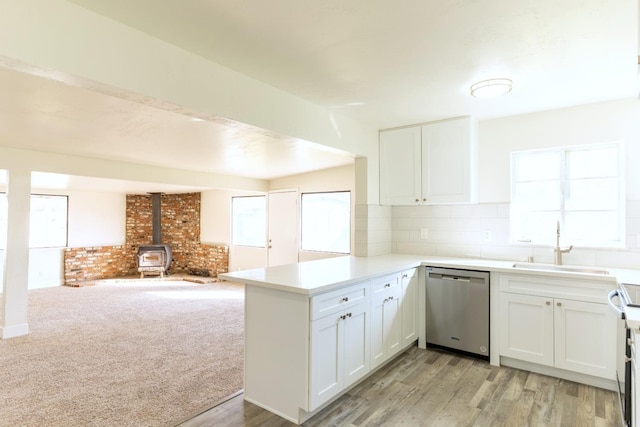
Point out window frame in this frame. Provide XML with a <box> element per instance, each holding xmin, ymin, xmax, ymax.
<box><xmin>0</xmin><ymin>193</ymin><xmax>69</xmax><ymax>249</ymax></box>
<box><xmin>300</xmin><ymin>190</ymin><xmax>351</xmax><ymax>254</ymax></box>
<box><xmin>510</xmin><ymin>142</ymin><xmax>625</xmax><ymax>248</ymax></box>
<box><xmin>231</xmin><ymin>195</ymin><xmax>267</xmax><ymax>248</ymax></box>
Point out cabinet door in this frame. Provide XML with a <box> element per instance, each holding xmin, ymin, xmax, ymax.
<box><xmin>384</xmin><ymin>288</ymin><xmax>403</xmax><ymax>357</ymax></box>
<box><xmin>371</xmin><ymin>288</ymin><xmax>402</xmax><ymax>369</ymax></box>
<box><xmin>343</xmin><ymin>303</ymin><xmax>370</xmax><ymax>388</ymax></box>
<box><xmin>499</xmin><ymin>292</ymin><xmax>554</xmax><ymax>366</ymax></box>
<box><xmin>401</xmin><ymin>268</ymin><xmax>419</xmax><ymax>346</ymax></box>
<box><xmin>370</xmin><ymin>293</ymin><xmax>387</xmax><ymax>369</ymax></box>
<box><xmin>420</xmin><ymin>117</ymin><xmax>474</xmax><ymax>204</ymax></box>
<box><xmin>554</xmin><ymin>299</ymin><xmax>616</xmax><ymax>379</ymax></box>
<box><xmin>310</xmin><ymin>312</ymin><xmax>343</xmax><ymax>410</ymax></box>
<box><xmin>379</xmin><ymin>126</ymin><xmax>422</xmax><ymax>205</ymax></box>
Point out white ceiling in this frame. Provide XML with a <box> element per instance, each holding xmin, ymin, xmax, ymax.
<box><xmin>2</xmin><ymin>0</ymin><xmax>638</xmax><ymax>192</ymax></box>
<box><xmin>0</xmin><ymin>66</ymin><xmax>355</xmax><ymax>182</ymax></box>
<box><xmin>67</xmin><ymin>0</ymin><xmax>638</xmax><ymax>127</ymax></box>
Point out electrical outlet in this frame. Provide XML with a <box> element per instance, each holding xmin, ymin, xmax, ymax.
<box><xmin>482</xmin><ymin>229</ymin><xmax>492</xmax><ymax>243</ymax></box>
<box><xmin>420</xmin><ymin>228</ymin><xmax>429</xmax><ymax>239</ymax></box>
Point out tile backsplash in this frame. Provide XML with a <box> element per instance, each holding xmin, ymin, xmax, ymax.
<box><xmin>385</xmin><ymin>201</ymin><xmax>640</xmax><ymax>270</ymax></box>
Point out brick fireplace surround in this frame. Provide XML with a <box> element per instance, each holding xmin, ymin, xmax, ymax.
<box><xmin>64</xmin><ymin>193</ymin><xmax>229</xmax><ymax>285</ymax></box>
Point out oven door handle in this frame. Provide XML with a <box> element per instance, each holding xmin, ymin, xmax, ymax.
<box><xmin>607</xmin><ymin>289</ymin><xmax>625</xmax><ymax>320</ymax></box>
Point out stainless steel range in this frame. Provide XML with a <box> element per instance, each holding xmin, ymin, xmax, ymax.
<box><xmin>609</xmin><ymin>283</ymin><xmax>640</xmax><ymax>426</ymax></box>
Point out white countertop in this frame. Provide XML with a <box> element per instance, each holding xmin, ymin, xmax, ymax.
<box><xmin>219</xmin><ymin>254</ymin><xmax>638</xmax><ymax>296</ymax></box>
<box><xmin>219</xmin><ymin>254</ymin><xmax>426</xmax><ymax>295</ymax></box>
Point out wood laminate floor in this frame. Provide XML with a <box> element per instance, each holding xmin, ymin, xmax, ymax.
<box><xmin>179</xmin><ymin>345</ymin><xmax>622</xmax><ymax>427</ymax></box>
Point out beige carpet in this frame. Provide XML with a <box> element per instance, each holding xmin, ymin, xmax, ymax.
<box><xmin>0</xmin><ymin>280</ymin><xmax>244</xmax><ymax>427</ymax></box>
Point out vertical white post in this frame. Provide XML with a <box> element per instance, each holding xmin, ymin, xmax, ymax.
<box><xmin>1</xmin><ymin>168</ymin><xmax>31</xmax><ymax>339</ymax></box>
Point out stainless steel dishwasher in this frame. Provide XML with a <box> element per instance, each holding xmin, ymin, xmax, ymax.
<box><xmin>425</xmin><ymin>267</ymin><xmax>489</xmax><ymax>359</ymax></box>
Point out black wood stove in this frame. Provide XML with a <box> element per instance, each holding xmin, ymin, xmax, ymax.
<box><xmin>137</xmin><ymin>193</ymin><xmax>172</xmax><ymax>278</ymax></box>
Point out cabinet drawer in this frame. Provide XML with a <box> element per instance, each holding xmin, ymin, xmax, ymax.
<box><xmin>311</xmin><ymin>282</ymin><xmax>369</xmax><ymax>320</ymax></box>
<box><xmin>498</xmin><ymin>273</ymin><xmax>615</xmax><ymax>303</ymax></box>
<box><xmin>402</xmin><ymin>268</ymin><xmax>417</xmax><ymax>280</ymax></box>
<box><xmin>371</xmin><ymin>274</ymin><xmax>400</xmax><ymax>295</ymax></box>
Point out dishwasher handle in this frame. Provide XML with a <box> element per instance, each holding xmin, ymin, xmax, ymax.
<box><xmin>441</xmin><ymin>275</ymin><xmax>471</xmax><ymax>282</ymax></box>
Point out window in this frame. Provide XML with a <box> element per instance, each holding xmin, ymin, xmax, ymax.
<box><xmin>30</xmin><ymin>194</ymin><xmax>68</xmax><ymax>247</ymax></box>
<box><xmin>0</xmin><ymin>194</ymin><xmax>68</xmax><ymax>248</ymax></box>
<box><xmin>301</xmin><ymin>191</ymin><xmax>350</xmax><ymax>254</ymax></box>
<box><xmin>232</xmin><ymin>195</ymin><xmax>266</xmax><ymax>247</ymax></box>
<box><xmin>510</xmin><ymin>142</ymin><xmax>624</xmax><ymax>248</ymax></box>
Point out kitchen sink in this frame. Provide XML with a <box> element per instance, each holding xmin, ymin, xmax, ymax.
<box><xmin>511</xmin><ymin>263</ymin><xmax>610</xmax><ymax>275</ymax></box>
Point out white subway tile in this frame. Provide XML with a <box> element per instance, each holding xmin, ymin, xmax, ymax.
<box><xmin>595</xmin><ymin>250</ymin><xmax>640</xmax><ymax>269</ymax></box>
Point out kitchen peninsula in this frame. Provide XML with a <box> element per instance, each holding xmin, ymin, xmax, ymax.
<box><xmin>220</xmin><ymin>254</ymin><xmax>629</xmax><ymax>425</ymax></box>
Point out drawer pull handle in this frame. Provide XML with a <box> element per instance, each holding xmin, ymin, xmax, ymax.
<box><xmin>557</xmin><ymin>302</ymin><xmax>562</xmax><ymax>307</ymax></box>
<box><xmin>402</xmin><ymin>274</ymin><xmax>408</xmax><ymax>278</ymax></box>
<box><xmin>341</xmin><ymin>297</ymin><xmax>349</xmax><ymax>303</ymax></box>
<box><xmin>545</xmin><ymin>301</ymin><xmax>551</xmax><ymax>306</ymax></box>
<box><xmin>384</xmin><ymin>283</ymin><xmax>391</xmax><ymax>288</ymax></box>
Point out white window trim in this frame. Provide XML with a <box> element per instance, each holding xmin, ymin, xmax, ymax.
<box><xmin>231</xmin><ymin>195</ymin><xmax>267</xmax><ymax>248</ymax></box>
<box><xmin>510</xmin><ymin>142</ymin><xmax>625</xmax><ymax>249</ymax></box>
<box><xmin>300</xmin><ymin>191</ymin><xmax>351</xmax><ymax>254</ymax></box>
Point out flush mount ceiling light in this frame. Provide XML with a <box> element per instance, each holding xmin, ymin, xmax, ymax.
<box><xmin>470</xmin><ymin>78</ymin><xmax>513</xmax><ymax>98</ymax></box>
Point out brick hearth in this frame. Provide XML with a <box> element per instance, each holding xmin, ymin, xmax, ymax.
<box><xmin>64</xmin><ymin>192</ymin><xmax>228</xmax><ymax>285</ymax></box>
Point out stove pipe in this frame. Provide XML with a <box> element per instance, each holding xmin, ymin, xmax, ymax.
<box><xmin>150</xmin><ymin>192</ymin><xmax>162</xmax><ymax>244</ymax></box>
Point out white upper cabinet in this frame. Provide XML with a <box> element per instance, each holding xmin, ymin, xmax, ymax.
<box><xmin>379</xmin><ymin>125</ymin><xmax>422</xmax><ymax>205</ymax></box>
<box><xmin>421</xmin><ymin>117</ymin><xmax>475</xmax><ymax>204</ymax></box>
<box><xmin>379</xmin><ymin>116</ymin><xmax>477</xmax><ymax>206</ymax></box>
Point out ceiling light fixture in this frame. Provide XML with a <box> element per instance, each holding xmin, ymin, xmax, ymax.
<box><xmin>470</xmin><ymin>78</ymin><xmax>513</xmax><ymax>98</ymax></box>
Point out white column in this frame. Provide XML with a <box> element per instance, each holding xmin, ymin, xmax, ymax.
<box><xmin>1</xmin><ymin>168</ymin><xmax>31</xmax><ymax>339</ymax></box>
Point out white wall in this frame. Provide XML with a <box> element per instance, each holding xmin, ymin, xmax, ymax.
<box><xmin>67</xmin><ymin>190</ymin><xmax>126</xmax><ymax>247</ymax></box>
<box><xmin>201</xmin><ymin>188</ymin><xmax>268</xmax><ymax>272</ymax></box>
<box><xmin>479</xmin><ymin>99</ymin><xmax>640</xmax><ymax>203</ymax></box>
<box><xmin>201</xmin><ymin>165</ymin><xmax>356</xmax><ymax>271</ymax></box>
<box><xmin>200</xmin><ymin>190</ymin><xmax>232</xmax><ymax>245</ymax></box>
<box><xmin>27</xmin><ymin>248</ymin><xmax>65</xmax><ymax>289</ymax></box>
<box><xmin>392</xmin><ymin>99</ymin><xmax>640</xmax><ymax>269</ymax></box>
<box><xmin>0</xmin><ymin>189</ymin><xmax>127</xmax><ymax>290</ymax></box>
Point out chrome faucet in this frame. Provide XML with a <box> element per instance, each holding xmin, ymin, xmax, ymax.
<box><xmin>554</xmin><ymin>221</ymin><xmax>573</xmax><ymax>265</ymax></box>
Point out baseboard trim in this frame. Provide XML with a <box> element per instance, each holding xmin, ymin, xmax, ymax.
<box><xmin>1</xmin><ymin>323</ymin><xmax>29</xmax><ymax>339</ymax></box>
<box><xmin>500</xmin><ymin>356</ymin><xmax>617</xmax><ymax>391</ymax></box>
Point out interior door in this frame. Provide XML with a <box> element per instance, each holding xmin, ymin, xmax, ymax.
<box><xmin>267</xmin><ymin>190</ymin><xmax>298</xmax><ymax>267</ymax></box>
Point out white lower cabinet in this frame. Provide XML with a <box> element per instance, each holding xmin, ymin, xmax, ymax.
<box><xmin>310</xmin><ymin>301</ymin><xmax>369</xmax><ymax>409</ymax></box>
<box><xmin>244</xmin><ymin>268</ymin><xmax>420</xmax><ymax>424</ymax></box>
<box><xmin>554</xmin><ymin>298</ymin><xmax>616</xmax><ymax>377</ymax></box>
<box><xmin>500</xmin><ymin>292</ymin><xmax>554</xmax><ymax>366</ymax></box>
<box><xmin>499</xmin><ymin>274</ymin><xmax>616</xmax><ymax>380</ymax></box>
<box><xmin>371</xmin><ymin>286</ymin><xmax>402</xmax><ymax>369</ymax></box>
<box><xmin>400</xmin><ymin>268</ymin><xmax>419</xmax><ymax>346</ymax></box>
